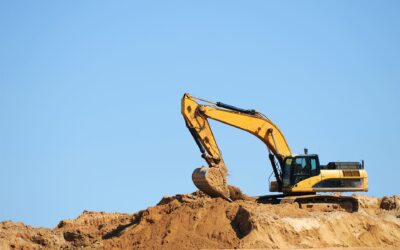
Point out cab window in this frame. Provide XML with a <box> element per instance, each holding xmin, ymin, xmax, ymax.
<box><xmin>310</xmin><ymin>158</ymin><xmax>318</xmax><ymax>176</ymax></box>
<box><xmin>282</xmin><ymin>158</ymin><xmax>292</xmax><ymax>187</ymax></box>
<box><xmin>292</xmin><ymin>157</ymin><xmax>309</xmax><ymax>184</ymax></box>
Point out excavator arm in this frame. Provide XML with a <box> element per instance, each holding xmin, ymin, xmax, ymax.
<box><xmin>182</xmin><ymin>93</ymin><xmax>292</xmax><ymax>200</ymax></box>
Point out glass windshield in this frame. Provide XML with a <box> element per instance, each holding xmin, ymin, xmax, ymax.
<box><xmin>292</xmin><ymin>157</ymin><xmax>309</xmax><ymax>184</ymax></box>
<box><xmin>282</xmin><ymin>158</ymin><xmax>292</xmax><ymax>187</ymax></box>
<box><xmin>292</xmin><ymin>156</ymin><xmax>319</xmax><ymax>184</ymax></box>
<box><xmin>282</xmin><ymin>156</ymin><xmax>320</xmax><ymax>187</ymax></box>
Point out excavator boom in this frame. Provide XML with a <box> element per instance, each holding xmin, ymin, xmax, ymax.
<box><xmin>182</xmin><ymin>93</ymin><xmax>291</xmax><ymax>199</ymax></box>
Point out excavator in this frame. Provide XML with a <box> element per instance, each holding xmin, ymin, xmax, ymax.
<box><xmin>182</xmin><ymin>93</ymin><xmax>368</xmax><ymax>212</ymax></box>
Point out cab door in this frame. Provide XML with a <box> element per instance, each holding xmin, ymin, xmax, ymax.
<box><xmin>290</xmin><ymin>156</ymin><xmax>320</xmax><ymax>186</ymax></box>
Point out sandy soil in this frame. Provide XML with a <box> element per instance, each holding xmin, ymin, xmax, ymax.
<box><xmin>0</xmin><ymin>193</ymin><xmax>399</xmax><ymax>249</ymax></box>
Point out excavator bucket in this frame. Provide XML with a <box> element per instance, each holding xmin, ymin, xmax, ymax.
<box><xmin>192</xmin><ymin>166</ymin><xmax>231</xmax><ymax>201</ymax></box>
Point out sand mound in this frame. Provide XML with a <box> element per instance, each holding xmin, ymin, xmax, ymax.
<box><xmin>1</xmin><ymin>193</ymin><xmax>400</xmax><ymax>249</ymax></box>
<box><xmin>380</xmin><ymin>196</ymin><xmax>400</xmax><ymax>211</ymax></box>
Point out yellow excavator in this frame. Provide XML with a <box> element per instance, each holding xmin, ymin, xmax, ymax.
<box><xmin>182</xmin><ymin>93</ymin><xmax>368</xmax><ymax>211</ymax></box>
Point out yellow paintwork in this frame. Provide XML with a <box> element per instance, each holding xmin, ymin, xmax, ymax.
<box><xmin>182</xmin><ymin>94</ymin><xmax>223</xmax><ymax>162</ymax></box>
<box><xmin>284</xmin><ymin>169</ymin><xmax>368</xmax><ymax>193</ymax></box>
<box><xmin>182</xmin><ymin>93</ymin><xmax>291</xmax><ymax>158</ymax></box>
<box><xmin>182</xmin><ymin>93</ymin><xmax>369</xmax><ymax>194</ymax></box>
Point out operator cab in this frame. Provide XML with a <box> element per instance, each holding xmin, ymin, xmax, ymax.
<box><xmin>282</xmin><ymin>154</ymin><xmax>320</xmax><ymax>188</ymax></box>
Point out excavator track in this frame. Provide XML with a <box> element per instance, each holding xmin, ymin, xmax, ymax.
<box><xmin>280</xmin><ymin>195</ymin><xmax>359</xmax><ymax>212</ymax></box>
<box><xmin>192</xmin><ymin>166</ymin><xmax>231</xmax><ymax>201</ymax></box>
<box><xmin>256</xmin><ymin>194</ymin><xmax>358</xmax><ymax>212</ymax></box>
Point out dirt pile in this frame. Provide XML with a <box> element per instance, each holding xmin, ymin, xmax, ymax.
<box><xmin>1</xmin><ymin>192</ymin><xmax>400</xmax><ymax>249</ymax></box>
<box><xmin>380</xmin><ymin>196</ymin><xmax>400</xmax><ymax>211</ymax></box>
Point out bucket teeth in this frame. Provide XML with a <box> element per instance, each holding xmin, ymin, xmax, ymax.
<box><xmin>192</xmin><ymin>166</ymin><xmax>231</xmax><ymax>201</ymax></box>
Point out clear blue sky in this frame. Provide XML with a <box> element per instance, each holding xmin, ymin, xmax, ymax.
<box><xmin>0</xmin><ymin>1</ymin><xmax>399</xmax><ymax>227</ymax></box>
